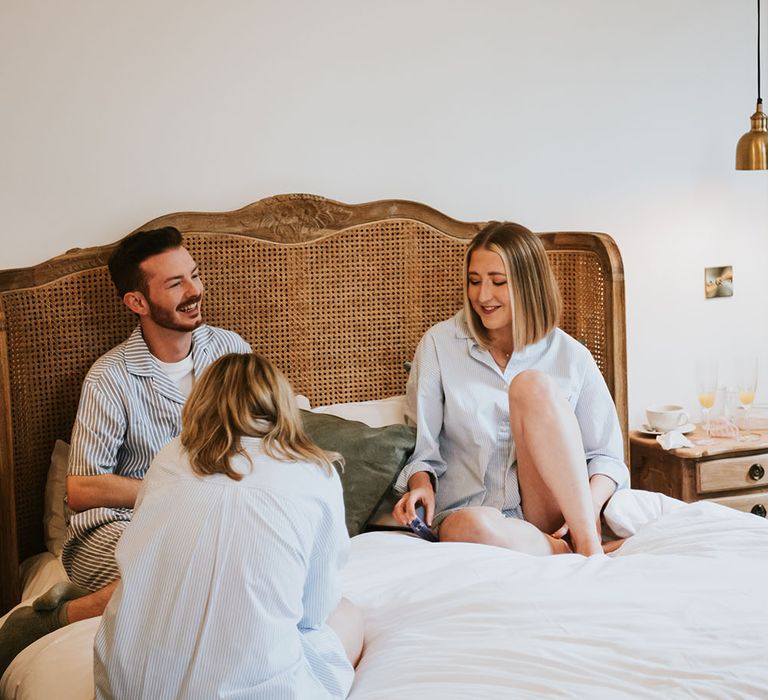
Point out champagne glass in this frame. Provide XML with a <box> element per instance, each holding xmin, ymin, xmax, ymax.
<box><xmin>736</xmin><ymin>357</ymin><xmax>758</xmax><ymax>442</ymax></box>
<box><xmin>695</xmin><ymin>359</ymin><xmax>718</xmax><ymax>445</ymax></box>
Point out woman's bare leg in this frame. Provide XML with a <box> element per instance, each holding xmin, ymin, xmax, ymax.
<box><xmin>327</xmin><ymin>597</ymin><xmax>364</xmax><ymax>668</ymax></box>
<box><xmin>438</xmin><ymin>507</ymin><xmax>571</xmax><ymax>555</ymax></box>
<box><xmin>509</xmin><ymin>370</ymin><xmax>602</xmax><ymax>556</ymax></box>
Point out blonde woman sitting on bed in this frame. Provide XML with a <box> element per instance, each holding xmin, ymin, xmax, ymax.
<box><xmin>94</xmin><ymin>353</ymin><xmax>363</xmax><ymax>699</ymax></box>
<box><xmin>392</xmin><ymin>222</ymin><xmax>629</xmax><ymax>556</ymax></box>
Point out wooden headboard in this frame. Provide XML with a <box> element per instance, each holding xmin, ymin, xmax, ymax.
<box><xmin>0</xmin><ymin>194</ymin><xmax>627</xmax><ymax>613</ymax></box>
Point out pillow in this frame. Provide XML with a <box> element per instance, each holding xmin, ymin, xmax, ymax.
<box><xmin>310</xmin><ymin>395</ymin><xmax>406</xmax><ymax>428</ymax></box>
<box><xmin>44</xmin><ymin>440</ymin><xmax>70</xmax><ymax>556</ymax></box>
<box><xmin>603</xmin><ymin>488</ymin><xmax>686</xmax><ymax>538</ymax></box>
<box><xmin>300</xmin><ymin>410</ymin><xmax>415</xmax><ymax>537</ymax></box>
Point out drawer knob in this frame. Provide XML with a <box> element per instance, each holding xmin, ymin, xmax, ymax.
<box><xmin>748</xmin><ymin>464</ymin><xmax>765</xmax><ymax>481</ymax></box>
<box><xmin>751</xmin><ymin>504</ymin><xmax>767</xmax><ymax>518</ymax></box>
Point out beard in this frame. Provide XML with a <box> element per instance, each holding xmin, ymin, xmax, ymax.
<box><xmin>146</xmin><ymin>294</ymin><xmax>203</xmax><ymax>333</ymax></box>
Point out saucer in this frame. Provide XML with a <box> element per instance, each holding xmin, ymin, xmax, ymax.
<box><xmin>639</xmin><ymin>423</ymin><xmax>696</xmax><ymax>436</ymax></box>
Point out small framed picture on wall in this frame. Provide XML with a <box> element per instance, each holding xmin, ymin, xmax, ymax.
<box><xmin>704</xmin><ymin>266</ymin><xmax>733</xmax><ymax>299</ymax></box>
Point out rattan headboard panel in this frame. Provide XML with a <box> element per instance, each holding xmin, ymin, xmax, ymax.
<box><xmin>550</xmin><ymin>251</ymin><xmax>610</xmax><ymax>384</ymax></box>
<box><xmin>2</xmin><ymin>270</ymin><xmax>133</xmax><ymax>563</ymax></box>
<box><xmin>0</xmin><ymin>194</ymin><xmax>627</xmax><ymax>613</ymax></box>
<box><xmin>185</xmin><ymin>222</ymin><xmax>469</xmax><ymax>405</ymax></box>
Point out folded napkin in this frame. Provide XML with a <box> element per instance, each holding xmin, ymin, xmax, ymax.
<box><xmin>656</xmin><ymin>431</ymin><xmax>694</xmax><ymax>450</ymax></box>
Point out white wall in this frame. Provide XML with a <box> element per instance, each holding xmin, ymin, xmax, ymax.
<box><xmin>2</xmin><ymin>0</ymin><xmax>767</xmax><ymax>429</ymax></box>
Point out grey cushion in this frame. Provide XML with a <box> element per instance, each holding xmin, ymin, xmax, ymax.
<box><xmin>300</xmin><ymin>410</ymin><xmax>416</xmax><ymax>537</ymax></box>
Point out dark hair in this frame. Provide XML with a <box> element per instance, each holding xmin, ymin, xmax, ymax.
<box><xmin>108</xmin><ymin>226</ymin><xmax>183</xmax><ymax>297</ymax></box>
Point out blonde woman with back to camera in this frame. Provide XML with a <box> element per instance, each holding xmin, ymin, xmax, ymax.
<box><xmin>94</xmin><ymin>353</ymin><xmax>363</xmax><ymax>699</ymax></box>
<box><xmin>392</xmin><ymin>222</ymin><xmax>629</xmax><ymax>556</ymax></box>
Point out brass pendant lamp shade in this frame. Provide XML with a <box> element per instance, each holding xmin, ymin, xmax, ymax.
<box><xmin>735</xmin><ymin>102</ymin><xmax>768</xmax><ymax>169</ymax></box>
<box><xmin>736</xmin><ymin>0</ymin><xmax>768</xmax><ymax>169</ymax></box>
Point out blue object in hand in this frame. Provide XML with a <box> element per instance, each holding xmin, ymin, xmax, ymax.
<box><xmin>408</xmin><ymin>516</ymin><xmax>439</xmax><ymax>542</ymax></box>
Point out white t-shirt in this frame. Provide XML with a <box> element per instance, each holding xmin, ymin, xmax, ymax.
<box><xmin>154</xmin><ymin>353</ymin><xmax>195</xmax><ymax>397</ymax></box>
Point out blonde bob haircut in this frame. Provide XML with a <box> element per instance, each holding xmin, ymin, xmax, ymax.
<box><xmin>181</xmin><ymin>353</ymin><xmax>342</xmax><ymax>480</ymax></box>
<box><xmin>464</xmin><ymin>221</ymin><xmax>561</xmax><ymax>350</ymax></box>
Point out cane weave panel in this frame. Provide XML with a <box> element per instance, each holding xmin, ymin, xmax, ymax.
<box><xmin>185</xmin><ymin>221</ymin><xmax>469</xmax><ymax>406</ymax></box>
<box><xmin>3</xmin><ymin>269</ymin><xmax>134</xmax><ymax>560</ymax></box>
<box><xmin>548</xmin><ymin>251</ymin><xmax>609</xmax><ymax>384</ymax></box>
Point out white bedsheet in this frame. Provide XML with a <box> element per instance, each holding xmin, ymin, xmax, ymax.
<box><xmin>2</xmin><ymin>497</ymin><xmax>767</xmax><ymax>699</ymax></box>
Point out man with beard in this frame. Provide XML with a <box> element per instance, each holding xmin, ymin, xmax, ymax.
<box><xmin>0</xmin><ymin>227</ymin><xmax>251</xmax><ymax>673</ymax></box>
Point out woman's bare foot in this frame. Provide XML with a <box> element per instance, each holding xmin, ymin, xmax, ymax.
<box><xmin>602</xmin><ymin>537</ymin><xmax>627</xmax><ymax>554</ymax></box>
<box><xmin>545</xmin><ymin>533</ymin><xmax>573</xmax><ymax>554</ymax></box>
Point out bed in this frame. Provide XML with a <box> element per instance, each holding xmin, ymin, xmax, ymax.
<box><xmin>1</xmin><ymin>194</ymin><xmax>766</xmax><ymax>698</ymax></box>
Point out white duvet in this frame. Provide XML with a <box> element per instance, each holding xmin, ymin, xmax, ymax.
<box><xmin>2</xmin><ymin>495</ymin><xmax>768</xmax><ymax>699</ymax></box>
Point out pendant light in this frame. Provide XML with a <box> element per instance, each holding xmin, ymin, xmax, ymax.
<box><xmin>736</xmin><ymin>0</ymin><xmax>768</xmax><ymax>169</ymax></box>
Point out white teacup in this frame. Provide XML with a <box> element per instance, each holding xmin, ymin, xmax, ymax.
<box><xmin>646</xmin><ymin>404</ymin><xmax>689</xmax><ymax>432</ymax></box>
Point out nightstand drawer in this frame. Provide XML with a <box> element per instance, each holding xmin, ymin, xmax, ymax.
<box><xmin>707</xmin><ymin>492</ymin><xmax>768</xmax><ymax>517</ymax></box>
<box><xmin>696</xmin><ymin>454</ymin><xmax>768</xmax><ymax>494</ymax></box>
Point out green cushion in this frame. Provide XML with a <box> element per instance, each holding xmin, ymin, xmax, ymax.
<box><xmin>300</xmin><ymin>410</ymin><xmax>416</xmax><ymax>537</ymax></box>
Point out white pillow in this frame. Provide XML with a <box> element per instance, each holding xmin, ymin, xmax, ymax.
<box><xmin>603</xmin><ymin>488</ymin><xmax>686</xmax><ymax>538</ymax></box>
<box><xmin>44</xmin><ymin>440</ymin><xmax>70</xmax><ymax>556</ymax></box>
<box><xmin>20</xmin><ymin>552</ymin><xmax>69</xmax><ymax>600</ymax></box>
<box><xmin>310</xmin><ymin>395</ymin><xmax>407</xmax><ymax>428</ymax></box>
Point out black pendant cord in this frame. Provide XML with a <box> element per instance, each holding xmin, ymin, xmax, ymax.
<box><xmin>759</xmin><ymin>0</ymin><xmax>763</xmax><ymax>104</ymax></box>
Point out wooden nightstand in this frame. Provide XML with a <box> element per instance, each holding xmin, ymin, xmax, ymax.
<box><xmin>630</xmin><ymin>426</ymin><xmax>768</xmax><ymax>518</ymax></box>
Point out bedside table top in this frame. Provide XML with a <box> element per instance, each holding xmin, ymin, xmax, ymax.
<box><xmin>630</xmin><ymin>425</ymin><xmax>768</xmax><ymax>459</ymax></box>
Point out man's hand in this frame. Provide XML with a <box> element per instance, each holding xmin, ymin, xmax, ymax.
<box><xmin>392</xmin><ymin>471</ymin><xmax>436</xmax><ymax>527</ymax></box>
<box><xmin>66</xmin><ymin>474</ymin><xmax>142</xmax><ymax>512</ymax></box>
